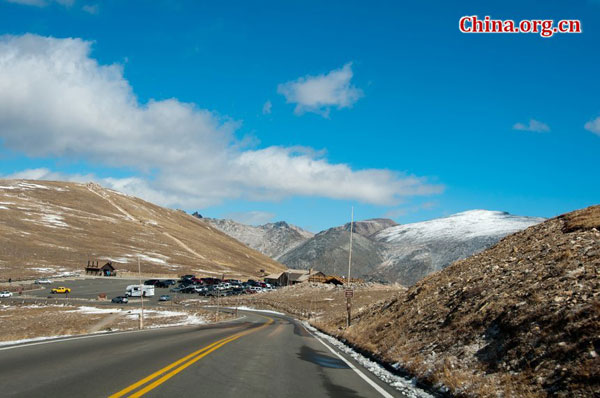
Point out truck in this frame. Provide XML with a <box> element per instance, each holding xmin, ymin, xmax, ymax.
<box><xmin>125</xmin><ymin>284</ymin><xmax>155</xmax><ymax>297</ymax></box>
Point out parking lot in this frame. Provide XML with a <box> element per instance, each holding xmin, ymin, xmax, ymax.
<box><xmin>27</xmin><ymin>278</ymin><xmax>179</xmax><ymax>305</ymax></box>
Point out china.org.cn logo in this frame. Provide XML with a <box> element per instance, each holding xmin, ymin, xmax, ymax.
<box><xmin>459</xmin><ymin>15</ymin><xmax>581</xmax><ymax>38</ymax></box>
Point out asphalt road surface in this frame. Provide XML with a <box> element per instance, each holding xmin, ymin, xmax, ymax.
<box><xmin>0</xmin><ymin>310</ymin><xmax>410</xmax><ymax>398</ymax></box>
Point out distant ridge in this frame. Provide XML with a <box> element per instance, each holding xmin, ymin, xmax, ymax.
<box><xmin>203</xmin><ymin>218</ymin><xmax>314</xmax><ymax>259</ymax></box>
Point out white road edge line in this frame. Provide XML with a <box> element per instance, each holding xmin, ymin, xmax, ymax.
<box><xmin>302</xmin><ymin>323</ymin><xmax>395</xmax><ymax>398</ymax></box>
<box><xmin>0</xmin><ymin>315</ymin><xmax>247</xmax><ymax>351</ymax></box>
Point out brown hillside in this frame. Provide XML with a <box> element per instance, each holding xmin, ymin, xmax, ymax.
<box><xmin>0</xmin><ymin>179</ymin><xmax>284</xmax><ymax>280</ymax></box>
<box><xmin>315</xmin><ymin>205</ymin><xmax>600</xmax><ymax>397</ymax></box>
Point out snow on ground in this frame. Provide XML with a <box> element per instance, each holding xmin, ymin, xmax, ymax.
<box><xmin>376</xmin><ymin>210</ymin><xmax>544</xmax><ymax>243</ymax></box>
<box><xmin>100</xmin><ymin>256</ymin><xmax>130</xmax><ymax>264</ymax></box>
<box><xmin>303</xmin><ymin>322</ymin><xmax>434</xmax><ymax>398</ymax></box>
<box><xmin>227</xmin><ymin>306</ymin><xmax>285</xmax><ymax>315</ymax></box>
<box><xmin>28</xmin><ymin>267</ymin><xmax>56</xmax><ymax>273</ymax></box>
<box><xmin>0</xmin><ymin>334</ymin><xmax>75</xmax><ymax>347</ymax></box>
<box><xmin>70</xmin><ymin>306</ymin><xmax>118</xmax><ymax>315</ymax></box>
<box><xmin>124</xmin><ymin>308</ymin><xmax>207</xmax><ymax>327</ymax></box>
<box><xmin>193</xmin><ymin>268</ymin><xmax>220</xmax><ymax>275</ymax></box>
<box><xmin>65</xmin><ymin>306</ymin><xmax>207</xmax><ymax>328</ymax></box>
<box><xmin>128</xmin><ymin>253</ymin><xmax>169</xmax><ymax>265</ymax></box>
<box><xmin>17</xmin><ymin>182</ymin><xmax>50</xmax><ymax>190</ymax></box>
<box><xmin>40</xmin><ymin>214</ymin><xmax>69</xmax><ymax>228</ymax></box>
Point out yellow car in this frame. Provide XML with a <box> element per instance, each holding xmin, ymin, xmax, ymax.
<box><xmin>51</xmin><ymin>287</ymin><xmax>71</xmax><ymax>294</ymax></box>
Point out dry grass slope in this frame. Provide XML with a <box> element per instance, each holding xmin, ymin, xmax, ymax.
<box><xmin>313</xmin><ymin>205</ymin><xmax>600</xmax><ymax>398</ymax></box>
<box><xmin>0</xmin><ymin>180</ymin><xmax>285</xmax><ymax>280</ymax></box>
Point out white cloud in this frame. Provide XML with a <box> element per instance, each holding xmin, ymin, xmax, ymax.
<box><xmin>223</xmin><ymin>211</ymin><xmax>275</xmax><ymax>225</ymax></box>
<box><xmin>262</xmin><ymin>100</ymin><xmax>272</xmax><ymax>115</ymax></box>
<box><xmin>277</xmin><ymin>62</ymin><xmax>363</xmax><ymax>117</ymax></box>
<box><xmin>0</xmin><ymin>34</ymin><xmax>442</xmax><ymax>208</ymax></box>
<box><xmin>512</xmin><ymin>119</ymin><xmax>550</xmax><ymax>133</ymax></box>
<box><xmin>82</xmin><ymin>4</ymin><xmax>98</xmax><ymax>14</ymax></box>
<box><xmin>584</xmin><ymin>116</ymin><xmax>600</xmax><ymax>136</ymax></box>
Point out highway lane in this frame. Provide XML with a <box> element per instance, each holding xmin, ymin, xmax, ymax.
<box><xmin>0</xmin><ymin>310</ymin><xmax>408</xmax><ymax>398</ymax></box>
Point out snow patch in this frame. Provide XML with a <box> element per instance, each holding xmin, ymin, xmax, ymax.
<box><xmin>127</xmin><ymin>253</ymin><xmax>169</xmax><ymax>265</ymax></box>
<box><xmin>41</xmin><ymin>214</ymin><xmax>69</xmax><ymax>228</ymax></box>
<box><xmin>70</xmin><ymin>306</ymin><xmax>118</xmax><ymax>315</ymax></box>
<box><xmin>228</xmin><ymin>306</ymin><xmax>285</xmax><ymax>315</ymax></box>
<box><xmin>0</xmin><ymin>334</ymin><xmax>74</xmax><ymax>347</ymax></box>
<box><xmin>28</xmin><ymin>267</ymin><xmax>55</xmax><ymax>273</ymax></box>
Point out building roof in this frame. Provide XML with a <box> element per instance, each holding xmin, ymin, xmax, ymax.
<box><xmin>85</xmin><ymin>262</ymin><xmax>115</xmax><ymax>271</ymax></box>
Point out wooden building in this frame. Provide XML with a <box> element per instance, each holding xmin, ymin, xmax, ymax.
<box><xmin>85</xmin><ymin>260</ymin><xmax>117</xmax><ymax>276</ymax></box>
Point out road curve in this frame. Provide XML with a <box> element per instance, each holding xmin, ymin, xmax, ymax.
<box><xmin>0</xmin><ymin>310</ymin><xmax>408</xmax><ymax>398</ymax></box>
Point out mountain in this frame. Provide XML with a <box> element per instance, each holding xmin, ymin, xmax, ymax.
<box><xmin>316</xmin><ymin>205</ymin><xmax>600</xmax><ymax>397</ymax></box>
<box><xmin>0</xmin><ymin>180</ymin><xmax>284</xmax><ymax>280</ymax></box>
<box><xmin>203</xmin><ymin>218</ymin><xmax>314</xmax><ymax>260</ymax></box>
<box><xmin>278</xmin><ymin>211</ymin><xmax>543</xmax><ymax>285</ymax></box>
<box><xmin>373</xmin><ymin>210</ymin><xmax>546</xmax><ymax>285</ymax></box>
<box><xmin>276</xmin><ymin>218</ymin><xmax>398</xmax><ymax>279</ymax></box>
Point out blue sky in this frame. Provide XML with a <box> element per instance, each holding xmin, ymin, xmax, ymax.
<box><xmin>0</xmin><ymin>0</ymin><xmax>598</xmax><ymax>232</ymax></box>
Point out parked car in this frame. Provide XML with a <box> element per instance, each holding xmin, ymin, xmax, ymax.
<box><xmin>170</xmin><ymin>286</ymin><xmax>183</xmax><ymax>293</ymax></box>
<box><xmin>231</xmin><ymin>287</ymin><xmax>244</xmax><ymax>295</ymax></box>
<box><xmin>158</xmin><ymin>295</ymin><xmax>171</xmax><ymax>302</ymax></box>
<box><xmin>179</xmin><ymin>275</ymin><xmax>195</xmax><ymax>283</ymax></box>
<box><xmin>165</xmin><ymin>279</ymin><xmax>177</xmax><ymax>286</ymax></box>
<box><xmin>111</xmin><ymin>296</ymin><xmax>129</xmax><ymax>304</ymax></box>
<box><xmin>51</xmin><ymin>287</ymin><xmax>71</xmax><ymax>294</ymax></box>
<box><xmin>144</xmin><ymin>279</ymin><xmax>159</xmax><ymax>286</ymax></box>
<box><xmin>195</xmin><ymin>286</ymin><xmax>208</xmax><ymax>294</ymax></box>
<box><xmin>154</xmin><ymin>281</ymin><xmax>171</xmax><ymax>288</ymax></box>
<box><xmin>34</xmin><ymin>278</ymin><xmax>52</xmax><ymax>284</ymax></box>
<box><xmin>0</xmin><ymin>291</ymin><xmax>13</xmax><ymax>298</ymax></box>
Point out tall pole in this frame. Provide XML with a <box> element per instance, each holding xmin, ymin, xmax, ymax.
<box><xmin>348</xmin><ymin>206</ymin><xmax>353</xmax><ymax>283</ymax></box>
<box><xmin>138</xmin><ymin>256</ymin><xmax>144</xmax><ymax>329</ymax></box>
<box><xmin>346</xmin><ymin>206</ymin><xmax>354</xmax><ymax>328</ymax></box>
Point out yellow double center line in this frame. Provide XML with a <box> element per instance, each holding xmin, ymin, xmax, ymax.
<box><xmin>109</xmin><ymin>317</ymin><xmax>274</xmax><ymax>398</ymax></box>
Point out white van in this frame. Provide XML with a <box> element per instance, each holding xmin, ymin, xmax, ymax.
<box><xmin>125</xmin><ymin>284</ymin><xmax>155</xmax><ymax>297</ymax></box>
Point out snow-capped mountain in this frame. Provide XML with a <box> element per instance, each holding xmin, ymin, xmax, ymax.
<box><xmin>202</xmin><ymin>211</ymin><xmax>544</xmax><ymax>285</ymax></box>
<box><xmin>277</xmin><ymin>211</ymin><xmax>544</xmax><ymax>285</ymax></box>
<box><xmin>202</xmin><ymin>218</ymin><xmax>314</xmax><ymax>259</ymax></box>
<box><xmin>372</xmin><ymin>210</ymin><xmax>546</xmax><ymax>284</ymax></box>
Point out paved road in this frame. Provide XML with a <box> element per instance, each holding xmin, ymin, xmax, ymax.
<box><xmin>0</xmin><ymin>311</ymin><xmax>408</xmax><ymax>398</ymax></box>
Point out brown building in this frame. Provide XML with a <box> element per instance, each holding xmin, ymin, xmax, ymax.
<box><xmin>85</xmin><ymin>260</ymin><xmax>117</xmax><ymax>276</ymax></box>
<box><xmin>264</xmin><ymin>269</ymin><xmax>327</xmax><ymax>286</ymax></box>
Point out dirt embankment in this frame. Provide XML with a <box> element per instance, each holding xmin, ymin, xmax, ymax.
<box><xmin>311</xmin><ymin>205</ymin><xmax>600</xmax><ymax>398</ymax></box>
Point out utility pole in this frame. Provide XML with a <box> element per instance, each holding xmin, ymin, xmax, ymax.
<box><xmin>346</xmin><ymin>206</ymin><xmax>354</xmax><ymax>328</ymax></box>
<box><xmin>138</xmin><ymin>256</ymin><xmax>144</xmax><ymax>329</ymax></box>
